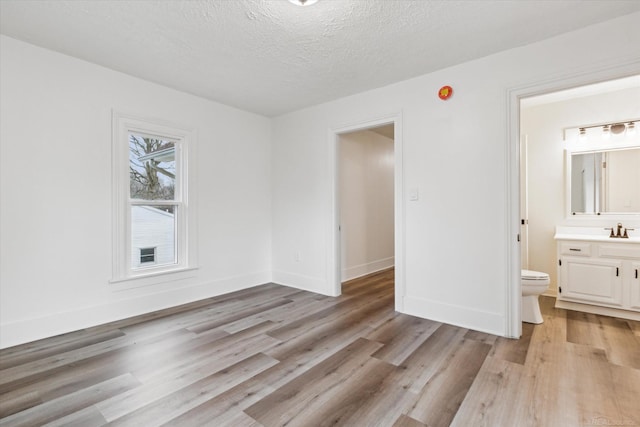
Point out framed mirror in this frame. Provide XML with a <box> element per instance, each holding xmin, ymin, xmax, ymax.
<box><xmin>570</xmin><ymin>147</ymin><xmax>640</xmax><ymax>215</ymax></box>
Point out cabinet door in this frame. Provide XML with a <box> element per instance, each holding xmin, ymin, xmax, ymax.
<box><xmin>559</xmin><ymin>257</ymin><xmax>623</xmax><ymax>306</ymax></box>
<box><xmin>631</xmin><ymin>262</ymin><xmax>640</xmax><ymax>311</ymax></box>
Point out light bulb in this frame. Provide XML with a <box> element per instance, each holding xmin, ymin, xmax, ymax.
<box><xmin>578</xmin><ymin>128</ymin><xmax>586</xmax><ymax>142</ymax></box>
<box><xmin>610</xmin><ymin>123</ymin><xmax>626</xmax><ymax>135</ymax></box>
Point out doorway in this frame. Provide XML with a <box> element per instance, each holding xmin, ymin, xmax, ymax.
<box><xmin>519</xmin><ymin>75</ymin><xmax>640</xmax><ymax>297</ymax></box>
<box><xmin>328</xmin><ymin>114</ymin><xmax>404</xmax><ymax>311</ymax></box>
<box><xmin>508</xmin><ymin>68</ymin><xmax>640</xmax><ymax>337</ymax></box>
<box><xmin>338</xmin><ymin>125</ymin><xmax>395</xmax><ymax>284</ymax></box>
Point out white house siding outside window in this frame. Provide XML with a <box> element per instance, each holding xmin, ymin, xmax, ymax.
<box><xmin>112</xmin><ymin>113</ymin><xmax>195</xmax><ymax>282</ymax></box>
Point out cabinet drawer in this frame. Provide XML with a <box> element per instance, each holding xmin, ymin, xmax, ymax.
<box><xmin>560</xmin><ymin>242</ymin><xmax>592</xmax><ymax>257</ymax></box>
<box><xmin>599</xmin><ymin>245</ymin><xmax>640</xmax><ymax>260</ymax></box>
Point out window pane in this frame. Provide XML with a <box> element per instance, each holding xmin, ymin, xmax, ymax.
<box><xmin>131</xmin><ymin>205</ymin><xmax>176</xmax><ymax>269</ymax></box>
<box><xmin>140</xmin><ymin>247</ymin><xmax>156</xmax><ymax>264</ymax></box>
<box><xmin>129</xmin><ymin>133</ymin><xmax>176</xmax><ymax>200</ymax></box>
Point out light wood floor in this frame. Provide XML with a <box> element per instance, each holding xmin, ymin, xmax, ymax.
<box><xmin>1</xmin><ymin>269</ymin><xmax>639</xmax><ymax>426</ymax></box>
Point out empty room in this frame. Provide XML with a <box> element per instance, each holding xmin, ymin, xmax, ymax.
<box><xmin>1</xmin><ymin>1</ymin><xmax>639</xmax><ymax>426</ymax></box>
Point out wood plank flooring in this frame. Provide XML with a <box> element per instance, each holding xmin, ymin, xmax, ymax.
<box><xmin>1</xmin><ymin>268</ymin><xmax>639</xmax><ymax>426</ymax></box>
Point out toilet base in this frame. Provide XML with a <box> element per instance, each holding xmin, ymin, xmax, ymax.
<box><xmin>522</xmin><ymin>294</ymin><xmax>543</xmax><ymax>324</ymax></box>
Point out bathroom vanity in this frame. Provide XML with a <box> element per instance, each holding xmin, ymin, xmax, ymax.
<box><xmin>549</xmin><ymin>129</ymin><xmax>640</xmax><ymax>320</ymax></box>
<box><xmin>555</xmin><ymin>226</ymin><xmax>640</xmax><ymax>321</ymax></box>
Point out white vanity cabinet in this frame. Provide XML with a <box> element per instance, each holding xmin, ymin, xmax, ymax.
<box><xmin>555</xmin><ymin>236</ymin><xmax>640</xmax><ymax>321</ymax></box>
<box><xmin>559</xmin><ymin>256</ymin><xmax>623</xmax><ymax>306</ymax></box>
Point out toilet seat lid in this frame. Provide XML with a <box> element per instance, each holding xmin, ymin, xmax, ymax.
<box><xmin>522</xmin><ymin>270</ymin><xmax>549</xmax><ymax>280</ymax></box>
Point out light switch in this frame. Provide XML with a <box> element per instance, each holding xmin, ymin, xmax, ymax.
<box><xmin>409</xmin><ymin>188</ymin><xmax>419</xmax><ymax>201</ymax></box>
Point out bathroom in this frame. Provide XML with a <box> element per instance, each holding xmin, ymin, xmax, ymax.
<box><xmin>520</xmin><ymin>75</ymin><xmax>640</xmax><ymax>322</ymax></box>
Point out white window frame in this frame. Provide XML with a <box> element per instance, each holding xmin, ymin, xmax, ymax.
<box><xmin>112</xmin><ymin>111</ymin><xmax>197</xmax><ymax>283</ymax></box>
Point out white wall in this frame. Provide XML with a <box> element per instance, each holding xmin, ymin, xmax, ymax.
<box><xmin>271</xmin><ymin>12</ymin><xmax>640</xmax><ymax>336</ymax></box>
<box><xmin>522</xmin><ymin>87</ymin><xmax>640</xmax><ymax>294</ymax></box>
<box><xmin>339</xmin><ymin>130</ymin><xmax>394</xmax><ymax>281</ymax></box>
<box><xmin>0</xmin><ymin>36</ymin><xmax>272</xmax><ymax>348</ymax></box>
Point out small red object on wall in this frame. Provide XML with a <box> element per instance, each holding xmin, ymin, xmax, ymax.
<box><xmin>438</xmin><ymin>85</ymin><xmax>453</xmax><ymax>100</ymax></box>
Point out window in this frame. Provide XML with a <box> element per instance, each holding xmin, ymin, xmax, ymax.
<box><xmin>129</xmin><ymin>133</ymin><xmax>178</xmax><ymax>270</ymax></box>
<box><xmin>140</xmin><ymin>247</ymin><xmax>156</xmax><ymax>264</ymax></box>
<box><xmin>112</xmin><ymin>112</ymin><xmax>196</xmax><ymax>282</ymax></box>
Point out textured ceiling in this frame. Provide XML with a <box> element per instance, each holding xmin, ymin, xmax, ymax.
<box><xmin>1</xmin><ymin>0</ymin><xmax>639</xmax><ymax>117</ymax></box>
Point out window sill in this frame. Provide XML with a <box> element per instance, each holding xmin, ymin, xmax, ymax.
<box><xmin>109</xmin><ymin>266</ymin><xmax>199</xmax><ymax>291</ymax></box>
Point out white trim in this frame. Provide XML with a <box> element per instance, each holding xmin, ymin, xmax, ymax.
<box><xmin>272</xmin><ymin>270</ymin><xmax>329</xmax><ymax>295</ymax></box>
<box><xmin>327</xmin><ymin>112</ymin><xmax>405</xmax><ymax>310</ymax></box>
<box><xmin>506</xmin><ymin>60</ymin><xmax>640</xmax><ymax>338</ymax></box>
<box><xmin>109</xmin><ymin>266</ymin><xmax>198</xmax><ymax>287</ymax></box>
<box><xmin>403</xmin><ymin>295</ymin><xmax>504</xmax><ymax>336</ymax></box>
<box><xmin>342</xmin><ymin>257</ymin><xmax>395</xmax><ymax>282</ymax></box>
<box><xmin>506</xmin><ymin>87</ymin><xmax>522</xmax><ymax>339</ymax></box>
<box><xmin>111</xmin><ymin>111</ymin><xmax>198</xmax><ymax>284</ymax></box>
<box><xmin>555</xmin><ymin>299</ymin><xmax>640</xmax><ymax>321</ymax></box>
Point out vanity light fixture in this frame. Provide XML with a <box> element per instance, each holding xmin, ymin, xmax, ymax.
<box><xmin>568</xmin><ymin>119</ymin><xmax>640</xmax><ymax>141</ymax></box>
<box><xmin>288</xmin><ymin>0</ymin><xmax>318</xmax><ymax>5</ymax></box>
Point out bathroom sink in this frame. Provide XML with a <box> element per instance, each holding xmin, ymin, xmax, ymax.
<box><xmin>554</xmin><ymin>226</ymin><xmax>640</xmax><ymax>243</ymax></box>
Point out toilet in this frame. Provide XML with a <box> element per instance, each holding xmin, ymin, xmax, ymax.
<box><xmin>521</xmin><ymin>269</ymin><xmax>550</xmax><ymax>324</ymax></box>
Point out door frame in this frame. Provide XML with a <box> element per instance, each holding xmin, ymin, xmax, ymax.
<box><xmin>506</xmin><ymin>62</ymin><xmax>639</xmax><ymax>338</ymax></box>
<box><xmin>520</xmin><ymin>134</ymin><xmax>529</xmax><ymax>270</ymax></box>
<box><xmin>327</xmin><ymin>112</ymin><xmax>404</xmax><ymax>311</ymax></box>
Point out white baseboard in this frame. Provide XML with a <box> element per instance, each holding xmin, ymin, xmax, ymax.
<box><xmin>0</xmin><ymin>270</ymin><xmax>271</xmax><ymax>349</ymax></box>
<box><xmin>341</xmin><ymin>257</ymin><xmax>395</xmax><ymax>282</ymax></box>
<box><xmin>555</xmin><ymin>299</ymin><xmax>640</xmax><ymax>321</ymax></box>
<box><xmin>402</xmin><ymin>295</ymin><xmax>505</xmax><ymax>337</ymax></box>
<box><xmin>271</xmin><ymin>270</ymin><xmax>331</xmax><ymax>295</ymax></box>
<box><xmin>543</xmin><ymin>282</ymin><xmax>558</xmax><ymax>298</ymax></box>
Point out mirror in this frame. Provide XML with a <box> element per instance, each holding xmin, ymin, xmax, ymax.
<box><xmin>570</xmin><ymin>147</ymin><xmax>640</xmax><ymax>214</ymax></box>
